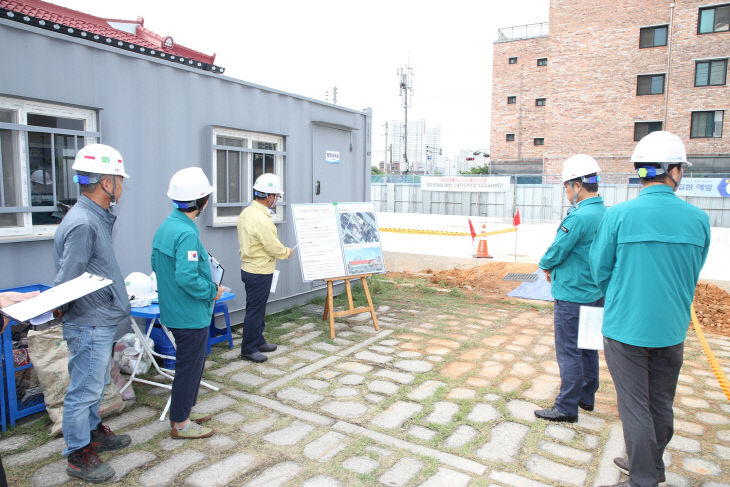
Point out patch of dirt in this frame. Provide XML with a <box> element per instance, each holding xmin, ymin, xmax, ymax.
<box><xmin>388</xmin><ymin>261</ymin><xmax>730</xmax><ymax>337</ymax></box>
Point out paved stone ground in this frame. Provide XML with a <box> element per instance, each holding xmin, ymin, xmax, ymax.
<box><xmin>2</xmin><ymin>274</ymin><xmax>730</xmax><ymax>486</ymax></box>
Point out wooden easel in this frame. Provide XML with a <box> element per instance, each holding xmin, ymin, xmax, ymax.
<box><xmin>323</xmin><ymin>274</ymin><xmax>379</xmax><ymax>339</ymax></box>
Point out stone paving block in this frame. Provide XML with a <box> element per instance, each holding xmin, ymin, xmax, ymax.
<box><xmin>701</xmin><ymin>483</ymin><xmax>730</xmax><ymax>487</ymax></box>
<box><xmin>523</xmin><ymin>374</ymin><xmax>560</xmax><ymax>400</ymax></box>
<box><xmin>575</xmin><ymin>413</ymin><xmax>606</xmax><ymax>432</ymax></box>
<box><xmin>675</xmin><ymin>419</ymin><xmax>704</xmax><ymax>436</ymax></box>
<box><xmin>545</xmin><ymin>424</ymin><xmax>576</xmax><ymax>442</ymax></box>
<box><xmin>291</xmin><ymin>330</ymin><xmax>324</xmax><ymax>345</ymax></box>
<box><xmin>417</xmin><ymin>467</ymin><xmax>471</xmax><ymax>487</ymax></box>
<box><xmin>193</xmin><ymin>394</ymin><xmax>236</xmax><ymax>414</ymax></box>
<box><xmin>240</xmin><ymin>413</ymin><xmax>279</xmax><ymax>434</ymax></box>
<box><xmin>263</xmin><ymin>420</ymin><xmax>315</xmax><ymax>446</ymax></box>
<box><xmin>159</xmin><ymin>437</ymin><xmax>188</xmax><ymax>450</ymax></box>
<box><xmin>594</xmin><ymin>424</ymin><xmax>626</xmax><ymax>487</ymax></box>
<box><xmin>475</xmin><ymin>422</ymin><xmax>529</xmax><ymax>462</ymax></box>
<box><xmin>376</xmin><ymin>369</ymin><xmax>416</xmax><ymax>384</ymax></box>
<box><xmin>0</xmin><ymin>434</ymin><xmax>32</xmax><ymax>452</ymax></box>
<box><xmin>379</xmin><ymin>457</ymin><xmax>423</xmax><ymax>487</ymax></box>
<box><xmin>339</xmin><ymin>373</ymin><xmax>365</xmax><ymax>385</ymax></box>
<box><xmin>440</xmin><ymin>361</ymin><xmax>475</xmax><ymax>378</ymax></box>
<box><xmin>30</xmin><ymin>460</ymin><xmax>68</xmax><ymax>487</ymax></box>
<box><xmin>291</xmin><ymin>350</ymin><xmax>325</xmax><ymax>361</ymax></box>
<box><xmin>538</xmin><ymin>440</ymin><xmax>592</xmax><ymax>463</ymax></box>
<box><xmin>138</xmin><ymin>449</ymin><xmax>206</xmax><ymax>487</ymax></box>
<box><xmin>447</xmin><ymin>387</ymin><xmax>476</xmax><ymax>399</ymax></box>
<box><xmin>467</xmin><ymin>403</ymin><xmax>500</xmax><ymax>422</ymax></box>
<box><xmin>380</xmin><ymin>339</ymin><xmax>400</xmax><ymax>346</ymax></box>
<box><xmin>310</xmin><ymin>342</ymin><xmax>341</xmax><ymax>353</ymax></box>
<box><xmin>231</xmin><ymin>372</ymin><xmax>267</xmax><ymax>386</ymax></box>
<box><xmin>393</xmin><ymin>359</ymin><xmax>433</xmax><ymax>372</ymax></box>
<box><xmin>427</xmin><ymin>401</ymin><xmax>460</xmax><ymax>424</ymax></box>
<box><xmin>445</xmin><ymin>425</ymin><xmax>478</xmax><ymax>448</ymax></box>
<box><xmin>371</xmin><ymin>345</ymin><xmax>396</xmax><ymax>354</ymax></box>
<box><xmin>335</xmin><ymin>361</ymin><xmax>373</xmax><ymax>374</ymax></box>
<box><xmin>398</xmin><ymin>351</ymin><xmax>423</xmax><ymax>358</ymax></box>
<box><xmin>332</xmin><ymin>387</ymin><xmax>358</xmax><ymax>397</ymax></box>
<box><xmin>366</xmin><ymin>393</ymin><xmax>385</xmax><ymax>403</ymax></box>
<box><xmin>185</xmin><ymin>452</ymin><xmax>254</xmax><ymax>487</ymax></box>
<box><xmin>681</xmin><ymin>457</ymin><xmax>722</xmax><ymax>475</ymax></box>
<box><xmin>216</xmin><ymin>410</ymin><xmax>246</xmax><ymax>425</ymax></box>
<box><xmin>255</xmin><ymin>365</ymin><xmax>285</xmax><ymax>376</ymax></box>
<box><xmin>302</xmin><ymin>378</ymin><xmax>329</xmax><ymax>389</ymax></box>
<box><xmin>478</xmin><ymin>362</ymin><xmax>504</xmax><ymax>378</ymax></box>
<box><xmin>506</xmin><ymin>399</ymin><xmax>539</xmax><ymax>422</ymax></box>
<box><xmin>220</xmin><ymin>348</ymin><xmax>241</xmax><ymax>360</ymax></box>
<box><xmin>668</xmin><ymin>434</ymin><xmax>702</xmax><ymax>453</ymax></box>
<box><xmin>372</xmin><ymin>401</ymin><xmax>422</xmax><ymax>429</ymax></box>
<box><xmin>355</xmin><ymin>350</ymin><xmax>394</xmax><ymax>363</ymax></box>
<box><xmin>320</xmin><ymin>400</ymin><xmax>369</xmax><ymax>419</ymax></box>
<box><xmin>277</xmin><ymin>387</ymin><xmax>324</xmax><ymax>406</ymax></box>
<box><xmin>499</xmin><ymin>377</ymin><xmax>522</xmax><ymax>392</ymax></box>
<box><xmin>108</xmin><ymin>450</ymin><xmax>156</xmax><ymax>482</ymax></box>
<box><xmin>408</xmin><ymin>425</ymin><xmax>437</xmax><ymax>440</ymax></box>
<box><xmin>205</xmin><ymin>434</ymin><xmax>237</xmax><ymax>451</ymax></box>
<box><xmin>716</xmin><ymin>444</ymin><xmax>730</xmax><ymax>460</ymax></box>
<box><xmin>525</xmin><ymin>454</ymin><xmax>587</xmax><ymax>486</ymax></box>
<box><xmin>407</xmin><ymin>380</ymin><xmax>445</xmax><ymax>400</ymax></box>
<box><xmin>489</xmin><ymin>470</ymin><xmax>552</xmax><ymax>487</ymax></box>
<box><xmin>584</xmin><ymin>434</ymin><xmax>599</xmax><ymax>449</ymax></box>
<box><xmin>697</xmin><ymin>412</ymin><xmax>730</xmax><ymax>425</ymax></box>
<box><xmin>332</xmin><ymin>337</ymin><xmax>354</xmax><ymax>345</ymax></box>
<box><xmin>303</xmin><ymin>431</ymin><xmax>351</xmax><ymax>462</ymax></box>
<box><xmin>369</xmin><ymin>380</ymin><xmax>400</xmax><ymax>394</ymax></box>
<box><xmin>103</xmin><ymin>406</ymin><xmax>156</xmax><ymax>431</ymax></box>
<box><xmin>242</xmin><ymin>461</ymin><xmax>302</xmax><ymax>487</ymax></box>
<box><xmin>343</xmin><ymin>455</ymin><xmax>379</xmax><ymax>474</ymax></box>
<box><xmin>301</xmin><ymin>474</ymin><xmax>343</xmax><ymax>486</ymax></box>
<box><xmin>129</xmin><ymin>419</ymin><xmax>171</xmax><ymax>446</ymax></box>
<box><xmin>718</xmin><ymin>430</ymin><xmax>730</xmax><ymax>442</ymax></box>
<box><xmin>210</xmin><ymin>360</ymin><xmax>249</xmax><ymax>377</ymax></box>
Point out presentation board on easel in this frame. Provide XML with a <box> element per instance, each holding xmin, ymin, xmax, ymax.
<box><xmin>291</xmin><ymin>202</ymin><xmax>386</xmax><ymax>282</ymax></box>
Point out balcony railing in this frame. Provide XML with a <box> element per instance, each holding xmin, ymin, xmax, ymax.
<box><xmin>497</xmin><ymin>22</ymin><xmax>549</xmax><ymax>41</ymax></box>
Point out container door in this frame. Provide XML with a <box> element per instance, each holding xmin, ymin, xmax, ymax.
<box><xmin>312</xmin><ymin>125</ymin><xmax>352</xmax><ymax>203</ymax></box>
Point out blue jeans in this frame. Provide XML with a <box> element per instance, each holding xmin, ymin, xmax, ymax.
<box><xmin>62</xmin><ymin>323</ymin><xmax>115</xmax><ymax>456</ymax></box>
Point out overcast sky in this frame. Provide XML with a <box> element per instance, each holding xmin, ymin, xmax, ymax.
<box><xmin>52</xmin><ymin>0</ymin><xmax>549</xmax><ymax>162</ymax></box>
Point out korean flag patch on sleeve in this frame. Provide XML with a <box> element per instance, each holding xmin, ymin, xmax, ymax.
<box><xmin>188</xmin><ymin>251</ymin><xmax>199</xmax><ymax>261</ymax></box>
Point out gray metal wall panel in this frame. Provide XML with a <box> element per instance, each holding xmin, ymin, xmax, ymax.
<box><xmin>0</xmin><ymin>23</ymin><xmax>369</xmax><ymax>314</ymax></box>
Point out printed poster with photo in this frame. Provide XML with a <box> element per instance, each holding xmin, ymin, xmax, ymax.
<box><xmin>291</xmin><ymin>202</ymin><xmax>385</xmax><ymax>282</ymax></box>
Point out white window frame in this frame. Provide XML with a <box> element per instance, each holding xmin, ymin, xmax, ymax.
<box><xmin>210</xmin><ymin>126</ymin><xmax>286</xmax><ymax>226</ymax></box>
<box><xmin>0</xmin><ymin>96</ymin><xmax>98</xmax><ymax>238</ymax></box>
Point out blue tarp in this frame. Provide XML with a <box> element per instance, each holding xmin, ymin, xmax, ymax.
<box><xmin>507</xmin><ymin>270</ymin><xmax>553</xmax><ymax>302</ymax></box>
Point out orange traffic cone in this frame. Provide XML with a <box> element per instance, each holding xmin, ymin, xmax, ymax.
<box><xmin>474</xmin><ymin>238</ymin><xmax>493</xmax><ymax>258</ymax></box>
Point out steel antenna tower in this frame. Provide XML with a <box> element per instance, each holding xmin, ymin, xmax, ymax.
<box><xmin>397</xmin><ymin>65</ymin><xmax>414</xmax><ymax>173</ymax></box>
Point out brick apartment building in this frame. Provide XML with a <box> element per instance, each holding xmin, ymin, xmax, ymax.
<box><xmin>490</xmin><ymin>0</ymin><xmax>730</xmax><ymax>181</ymax></box>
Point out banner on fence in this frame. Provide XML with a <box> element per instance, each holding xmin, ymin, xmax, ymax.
<box><xmin>677</xmin><ymin>178</ymin><xmax>730</xmax><ymax>198</ymax></box>
<box><xmin>420</xmin><ymin>176</ymin><xmax>511</xmax><ymax>192</ymax></box>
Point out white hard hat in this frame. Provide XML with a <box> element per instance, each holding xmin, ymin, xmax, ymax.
<box><xmin>253</xmin><ymin>173</ymin><xmax>283</xmax><ymax>196</ymax></box>
<box><xmin>149</xmin><ymin>272</ymin><xmax>158</xmax><ymax>292</ymax></box>
<box><xmin>631</xmin><ymin>131</ymin><xmax>690</xmax><ymax>166</ymax></box>
<box><xmin>31</xmin><ymin>169</ymin><xmax>52</xmax><ymax>185</ymax></box>
<box><xmin>561</xmin><ymin>154</ymin><xmax>602</xmax><ymax>183</ymax></box>
<box><xmin>124</xmin><ymin>272</ymin><xmax>154</xmax><ymax>297</ymax></box>
<box><xmin>167</xmin><ymin>167</ymin><xmax>215</xmax><ymax>201</ymax></box>
<box><xmin>72</xmin><ymin>144</ymin><xmax>129</xmax><ymax>178</ymax></box>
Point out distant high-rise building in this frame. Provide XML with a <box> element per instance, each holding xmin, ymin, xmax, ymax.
<box><xmin>390</xmin><ymin>119</ymin><xmax>442</xmax><ymax>173</ymax></box>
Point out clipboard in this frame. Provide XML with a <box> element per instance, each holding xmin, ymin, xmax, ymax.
<box><xmin>209</xmin><ymin>254</ymin><xmax>224</xmax><ymax>286</ymax></box>
<box><xmin>0</xmin><ymin>272</ymin><xmax>113</xmax><ymax>323</ymax></box>
<box><xmin>578</xmin><ymin>305</ymin><xmax>604</xmax><ymax>350</ymax></box>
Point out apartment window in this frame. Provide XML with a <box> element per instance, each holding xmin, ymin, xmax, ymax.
<box><xmin>698</xmin><ymin>4</ymin><xmax>730</xmax><ymax>34</ymax></box>
<box><xmin>534</xmin><ymin>138</ymin><xmax>544</xmax><ymax>146</ymax></box>
<box><xmin>212</xmin><ymin>127</ymin><xmax>285</xmax><ymax>224</ymax></box>
<box><xmin>691</xmin><ymin>111</ymin><xmax>724</xmax><ymax>138</ymax></box>
<box><xmin>508</xmin><ymin>57</ymin><xmax>518</xmax><ymax>64</ymax></box>
<box><xmin>695</xmin><ymin>59</ymin><xmax>728</xmax><ymax>86</ymax></box>
<box><xmin>634</xmin><ymin>121</ymin><xmax>663</xmax><ymax>141</ymax></box>
<box><xmin>537</xmin><ymin>58</ymin><xmax>548</xmax><ymax>66</ymax></box>
<box><xmin>507</xmin><ymin>96</ymin><xmax>517</xmax><ymax>104</ymax></box>
<box><xmin>506</xmin><ymin>133</ymin><xmax>515</xmax><ymax>142</ymax></box>
<box><xmin>637</xmin><ymin>74</ymin><xmax>665</xmax><ymax>95</ymax></box>
<box><xmin>535</xmin><ymin>98</ymin><xmax>546</xmax><ymax>106</ymax></box>
<box><xmin>0</xmin><ymin>96</ymin><xmax>98</xmax><ymax>236</ymax></box>
<box><xmin>639</xmin><ymin>25</ymin><xmax>668</xmax><ymax>48</ymax></box>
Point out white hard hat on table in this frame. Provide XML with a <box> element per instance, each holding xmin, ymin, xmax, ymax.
<box><xmin>561</xmin><ymin>154</ymin><xmax>602</xmax><ymax>183</ymax></box>
<box><xmin>72</xmin><ymin>144</ymin><xmax>129</xmax><ymax>178</ymax></box>
<box><xmin>253</xmin><ymin>173</ymin><xmax>283</xmax><ymax>196</ymax></box>
<box><xmin>167</xmin><ymin>167</ymin><xmax>215</xmax><ymax>201</ymax></box>
<box><xmin>124</xmin><ymin>272</ymin><xmax>154</xmax><ymax>297</ymax></box>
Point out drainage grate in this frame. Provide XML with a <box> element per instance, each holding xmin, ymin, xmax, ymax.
<box><xmin>503</xmin><ymin>273</ymin><xmax>538</xmax><ymax>282</ymax></box>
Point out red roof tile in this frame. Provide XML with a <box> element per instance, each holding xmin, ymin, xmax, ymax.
<box><xmin>1</xmin><ymin>0</ymin><xmax>216</xmax><ymax>65</ymax></box>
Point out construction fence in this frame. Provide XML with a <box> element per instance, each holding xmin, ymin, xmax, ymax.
<box><xmin>371</xmin><ymin>174</ymin><xmax>730</xmax><ymax>228</ymax></box>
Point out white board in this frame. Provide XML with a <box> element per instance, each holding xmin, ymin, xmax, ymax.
<box><xmin>578</xmin><ymin>305</ymin><xmax>604</xmax><ymax>351</ymax></box>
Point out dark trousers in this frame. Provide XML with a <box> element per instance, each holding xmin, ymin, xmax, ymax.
<box><xmin>604</xmin><ymin>337</ymin><xmax>684</xmax><ymax>487</ymax></box>
<box><xmin>240</xmin><ymin>270</ymin><xmax>273</xmax><ymax>355</ymax></box>
<box><xmin>168</xmin><ymin>327</ymin><xmax>208</xmax><ymax>423</ymax></box>
<box><xmin>553</xmin><ymin>298</ymin><xmax>603</xmax><ymax>415</ymax></box>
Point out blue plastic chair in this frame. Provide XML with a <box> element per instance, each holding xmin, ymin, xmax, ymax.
<box><xmin>206</xmin><ymin>301</ymin><xmax>233</xmax><ymax>354</ymax></box>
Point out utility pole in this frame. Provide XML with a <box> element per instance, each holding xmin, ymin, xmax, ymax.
<box><xmin>398</xmin><ymin>65</ymin><xmax>414</xmax><ymax>173</ymax></box>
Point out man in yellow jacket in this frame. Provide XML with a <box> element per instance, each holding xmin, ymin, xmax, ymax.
<box><xmin>237</xmin><ymin>173</ymin><xmax>292</xmax><ymax>362</ymax></box>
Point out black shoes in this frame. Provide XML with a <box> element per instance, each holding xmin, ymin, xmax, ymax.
<box><xmin>534</xmin><ymin>407</ymin><xmax>578</xmax><ymax>423</ymax></box>
<box><xmin>67</xmin><ymin>444</ymin><xmax>114</xmax><ymax>483</ymax></box>
<box><xmin>90</xmin><ymin>423</ymin><xmax>131</xmax><ymax>452</ymax></box>
<box><xmin>259</xmin><ymin>343</ymin><xmax>277</xmax><ymax>353</ymax></box>
<box><xmin>242</xmin><ymin>351</ymin><xmax>268</xmax><ymax>363</ymax></box>
<box><xmin>612</xmin><ymin>457</ymin><xmax>666</xmax><ymax>483</ymax></box>
<box><xmin>578</xmin><ymin>401</ymin><xmax>594</xmax><ymax>411</ymax></box>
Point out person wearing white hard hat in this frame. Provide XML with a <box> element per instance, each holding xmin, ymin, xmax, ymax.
<box><xmin>237</xmin><ymin>173</ymin><xmax>292</xmax><ymax>363</ymax></box>
<box><xmin>535</xmin><ymin>154</ymin><xmax>606</xmax><ymax>424</ymax></box>
<box><xmin>151</xmin><ymin>167</ymin><xmax>223</xmax><ymax>440</ymax></box>
<box><xmin>52</xmin><ymin>144</ymin><xmax>132</xmax><ymax>483</ymax></box>
<box><xmin>590</xmin><ymin>132</ymin><xmax>710</xmax><ymax>487</ymax></box>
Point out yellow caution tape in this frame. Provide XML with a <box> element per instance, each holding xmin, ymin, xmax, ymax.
<box><xmin>379</xmin><ymin>227</ymin><xmax>517</xmax><ymax>238</ymax></box>
<box><xmin>691</xmin><ymin>305</ymin><xmax>730</xmax><ymax>403</ymax></box>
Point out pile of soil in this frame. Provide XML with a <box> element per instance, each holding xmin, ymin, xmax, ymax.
<box><xmin>388</xmin><ymin>261</ymin><xmax>730</xmax><ymax>337</ymax></box>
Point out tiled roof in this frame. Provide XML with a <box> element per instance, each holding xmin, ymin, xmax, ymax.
<box><xmin>0</xmin><ymin>0</ymin><xmax>222</xmax><ymax>72</ymax></box>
